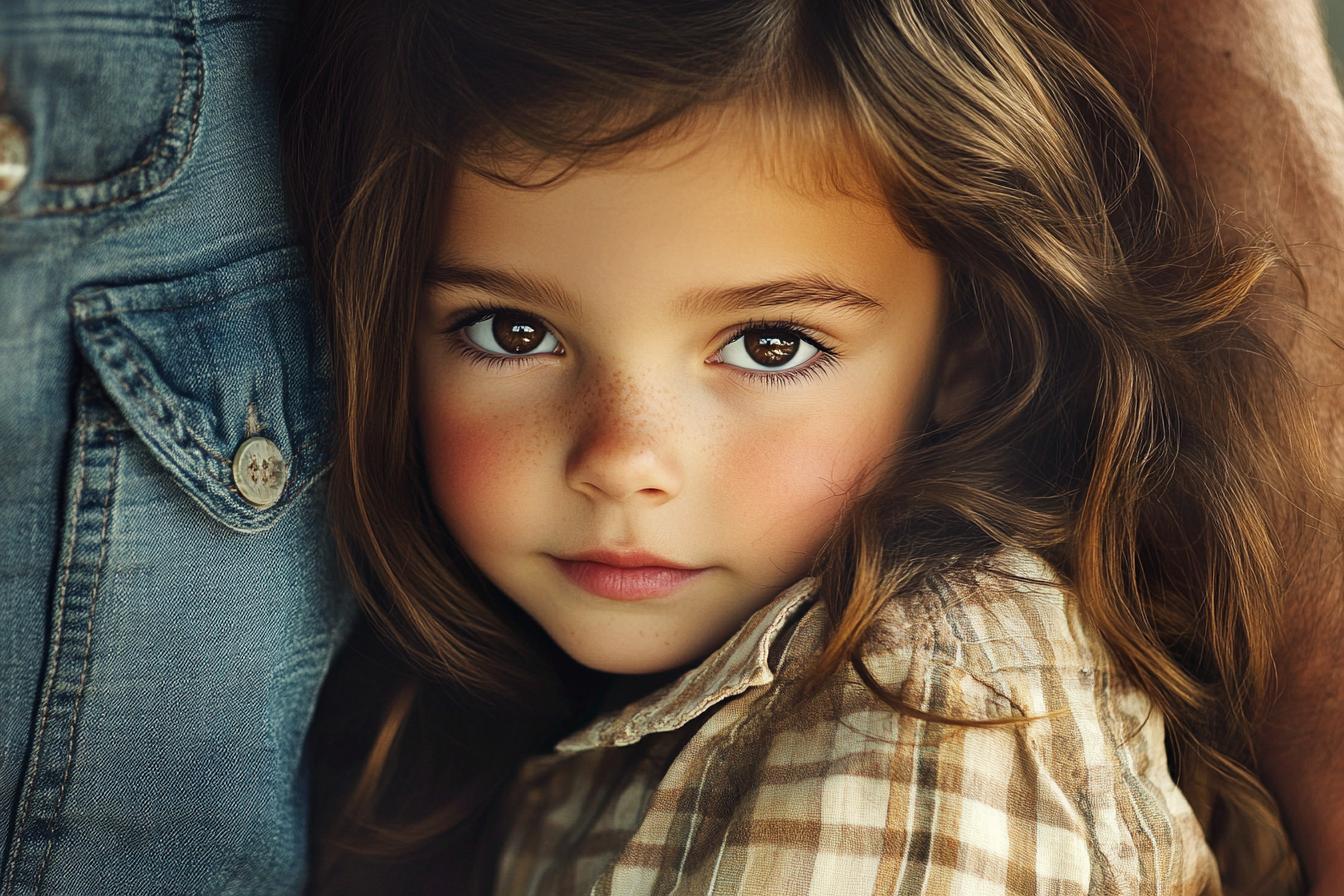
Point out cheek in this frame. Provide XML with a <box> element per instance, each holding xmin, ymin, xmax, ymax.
<box><xmin>712</xmin><ymin>403</ymin><xmax>896</xmax><ymax>564</ymax></box>
<box><xmin>418</xmin><ymin>390</ymin><xmax>552</xmax><ymax>552</ymax></box>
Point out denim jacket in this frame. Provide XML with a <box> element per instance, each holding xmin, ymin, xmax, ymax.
<box><xmin>0</xmin><ymin>1</ymin><xmax>355</xmax><ymax>892</ymax></box>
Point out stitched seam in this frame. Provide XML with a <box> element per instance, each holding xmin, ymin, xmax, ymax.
<box><xmin>38</xmin><ymin>31</ymin><xmax>190</xmax><ymax>189</ymax></box>
<box><xmin>75</xmin><ymin>285</ymin><xmax>307</xmax><ymax>322</ymax></box>
<box><xmin>34</xmin><ymin>12</ymin><xmax>203</xmax><ymax>216</ymax></box>
<box><xmin>32</xmin><ymin>433</ymin><xmax>118</xmax><ymax>892</ymax></box>
<box><xmin>113</xmin><ymin>336</ymin><xmax>229</xmax><ymax>465</ymax></box>
<box><xmin>85</xmin><ymin>321</ymin><xmax>321</xmax><ymax>515</ymax></box>
<box><xmin>85</xmin><ymin>323</ymin><xmax>230</xmax><ymax>471</ymax></box>
<box><xmin>71</xmin><ymin>252</ymin><xmax>312</xmax><ymax>321</ymax></box>
<box><xmin>2</xmin><ymin>402</ymin><xmax>92</xmax><ymax>891</ymax></box>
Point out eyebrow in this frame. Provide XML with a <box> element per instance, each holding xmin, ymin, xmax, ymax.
<box><xmin>423</xmin><ymin>262</ymin><xmax>885</xmax><ymax>317</ymax></box>
<box><xmin>680</xmin><ymin>277</ymin><xmax>885</xmax><ymax>317</ymax></box>
<box><xmin>423</xmin><ymin>263</ymin><xmax>580</xmax><ymax>316</ymax></box>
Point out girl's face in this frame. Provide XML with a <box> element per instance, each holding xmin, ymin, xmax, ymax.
<box><xmin>416</xmin><ymin>117</ymin><xmax>946</xmax><ymax>674</ymax></box>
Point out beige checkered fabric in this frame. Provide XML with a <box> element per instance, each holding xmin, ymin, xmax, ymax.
<box><xmin>496</xmin><ymin>551</ymin><xmax>1219</xmax><ymax>895</ymax></box>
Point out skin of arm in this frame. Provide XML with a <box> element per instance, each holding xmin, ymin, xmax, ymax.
<box><xmin>1094</xmin><ymin>1</ymin><xmax>1344</xmax><ymax>890</ymax></box>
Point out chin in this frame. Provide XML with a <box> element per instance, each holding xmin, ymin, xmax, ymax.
<box><xmin>558</xmin><ymin>634</ymin><xmax>706</xmax><ymax>676</ymax></box>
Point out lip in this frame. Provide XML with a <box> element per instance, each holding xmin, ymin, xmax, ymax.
<box><xmin>551</xmin><ymin>551</ymin><xmax>709</xmax><ymax>601</ymax></box>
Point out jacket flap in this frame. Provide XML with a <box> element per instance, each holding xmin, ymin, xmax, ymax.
<box><xmin>71</xmin><ymin>248</ymin><xmax>332</xmax><ymax>532</ymax></box>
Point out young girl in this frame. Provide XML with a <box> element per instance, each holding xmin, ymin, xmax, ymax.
<box><xmin>282</xmin><ymin>0</ymin><xmax>1327</xmax><ymax>892</ymax></box>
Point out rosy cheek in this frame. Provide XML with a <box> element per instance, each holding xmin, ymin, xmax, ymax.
<box><xmin>419</xmin><ymin>393</ymin><xmax>550</xmax><ymax>551</ymax></box>
<box><xmin>719</xmin><ymin>393</ymin><xmax>907</xmax><ymax>561</ymax></box>
<box><xmin>713</xmin><ymin>425</ymin><xmax>856</xmax><ymax>563</ymax></box>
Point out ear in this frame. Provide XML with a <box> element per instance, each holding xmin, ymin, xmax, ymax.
<box><xmin>930</xmin><ymin>326</ymin><xmax>992</xmax><ymax>427</ymax></box>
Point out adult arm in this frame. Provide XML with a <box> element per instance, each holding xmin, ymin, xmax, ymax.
<box><xmin>1094</xmin><ymin>1</ymin><xmax>1344</xmax><ymax>890</ymax></box>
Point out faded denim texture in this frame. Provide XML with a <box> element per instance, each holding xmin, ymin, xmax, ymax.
<box><xmin>0</xmin><ymin>0</ymin><xmax>356</xmax><ymax>891</ymax></box>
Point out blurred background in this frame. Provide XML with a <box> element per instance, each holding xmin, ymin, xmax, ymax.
<box><xmin>1325</xmin><ymin>0</ymin><xmax>1344</xmax><ymax>77</ymax></box>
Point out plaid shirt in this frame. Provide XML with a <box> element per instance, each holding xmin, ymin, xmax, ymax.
<box><xmin>496</xmin><ymin>552</ymin><xmax>1219</xmax><ymax>895</ymax></box>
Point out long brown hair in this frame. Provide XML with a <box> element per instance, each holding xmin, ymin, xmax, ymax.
<box><xmin>281</xmin><ymin>0</ymin><xmax>1329</xmax><ymax>891</ymax></box>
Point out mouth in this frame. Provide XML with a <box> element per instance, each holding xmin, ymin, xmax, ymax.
<box><xmin>550</xmin><ymin>551</ymin><xmax>709</xmax><ymax>601</ymax></box>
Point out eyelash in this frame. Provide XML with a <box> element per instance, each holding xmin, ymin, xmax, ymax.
<box><xmin>441</xmin><ymin>307</ymin><xmax>841</xmax><ymax>385</ymax></box>
<box><xmin>442</xmin><ymin>303</ymin><xmax>559</xmax><ymax>369</ymax></box>
<box><xmin>714</xmin><ymin>318</ymin><xmax>841</xmax><ymax>388</ymax></box>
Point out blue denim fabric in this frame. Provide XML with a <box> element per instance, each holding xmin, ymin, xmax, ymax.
<box><xmin>0</xmin><ymin>0</ymin><xmax>357</xmax><ymax>891</ymax></box>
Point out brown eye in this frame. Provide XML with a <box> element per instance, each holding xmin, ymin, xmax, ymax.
<box><xmin>718</xmin><ymin>326</ymin><xmax>822</xmax><ymax>373</ymax></box>
<box><xmin>463</xmin><ymin>311</ymin><xmax>560</xmax><ymax>356</ymax></box>
<box><xmin>744</xmin><ymin>329</ymin><xmax>800</xmax><ymax>366</ymax></box>
<box><xmin>493</xmin><ymin>311</ymin><xmax>548</xmax><ymax>353</ymax></box>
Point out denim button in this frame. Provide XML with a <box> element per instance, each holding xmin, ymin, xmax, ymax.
<box><xmin>0</xmin><ymin>114</ymin><xmax>29</xmax><ymax>207</ymax></box>
<box><xmin>232</xmin><ymin>437</ymin><xmax>288</xmax><ymax>508</ymax></box>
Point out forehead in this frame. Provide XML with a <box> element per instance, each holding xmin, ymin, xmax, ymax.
<box><xmin>464</xmin><ymin>102</ymin><xmax>888</xmax><ymax>206</ymax></box>
<box><xmin>437</xmin><ymin>111</ymin><xmax>930</xmax><ymax>311</ymax></box>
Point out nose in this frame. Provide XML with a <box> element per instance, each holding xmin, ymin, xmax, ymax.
<box><xmin>565</xmin><ymin>369</ymin><xmax>684</xmax><ymax>504</ymax></box>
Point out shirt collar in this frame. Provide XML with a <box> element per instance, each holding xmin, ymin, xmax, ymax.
<box><xmin>555</xmin><ymin>578</ymin><xmax>819</xmax><ymax>753</ymax></box>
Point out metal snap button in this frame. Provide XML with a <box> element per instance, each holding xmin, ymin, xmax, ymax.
<box><xmin>0</xmin><ymin>114</ymin><xmax>29</xmax><ymax>207</ymax></box>
<box><xmin>232</xmin><ymin>437</ymin><xmax>288</xmax><ymax>508</ymax></box>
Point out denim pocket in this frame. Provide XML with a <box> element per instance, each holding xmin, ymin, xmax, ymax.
<box><xmin>70</xmin><ymin>247</ymin><xmax>332</xmax><ymax>531</ymax></box>
<box><xmin>0</xmin><ymin>0</ymin><xmax>201</xmax><ymax>216</ymax></box>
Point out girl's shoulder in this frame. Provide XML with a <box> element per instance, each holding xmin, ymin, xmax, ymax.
<box><xmin>501</xmin><ymin>551</ymin><xmax>1219</xmax><ymax>896</ymax></box>
<box><xmin>562</xmin><ymin>548</ymin><xmax>1123</xmax><ymax>749</ymax></box>
<box><xmin>822</xmin><ymin>549</ymin><xmax>1113</xmax><ymax>724</ymax></box>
